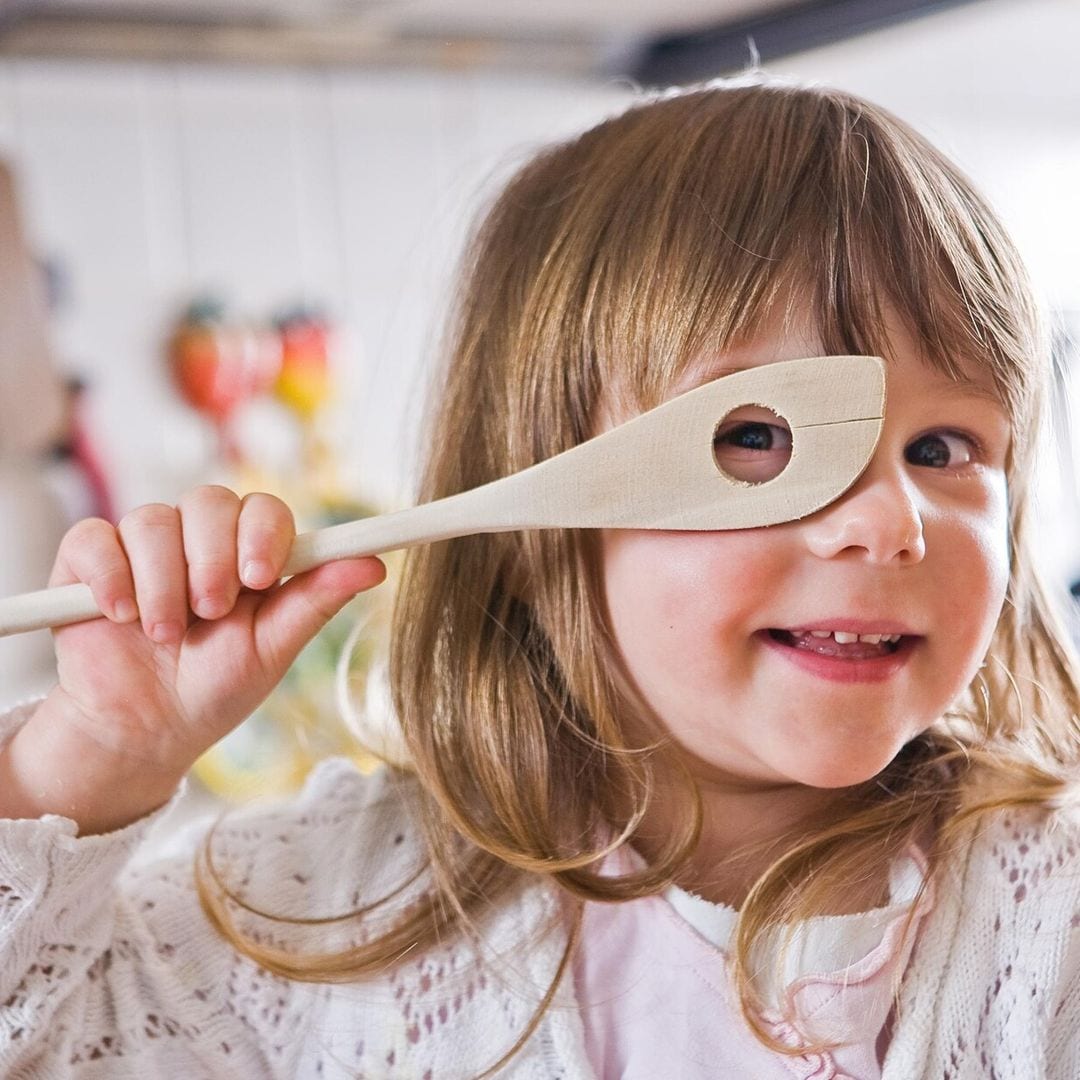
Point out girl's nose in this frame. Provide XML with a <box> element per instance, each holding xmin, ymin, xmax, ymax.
<box><xmin>800</xmin><ymin>468</ymin><xmax>927</xmax><ymax>565</ymax></box>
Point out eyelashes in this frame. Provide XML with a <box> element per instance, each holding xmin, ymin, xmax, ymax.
<box><xmin>904</xmin><ymin>430</ymin><xmax>983</xmax><ymax>470</ymax></box>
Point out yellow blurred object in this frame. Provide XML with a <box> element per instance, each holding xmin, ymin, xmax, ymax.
<box><xmin>276</xmin><ymin>363</ymin><xmax>331</xmax><ymax>420</ymax></box>
<box><xmin>274</xmin><ymin>310</ymin><xmax>332</xmax><ymax>421</ymax></box>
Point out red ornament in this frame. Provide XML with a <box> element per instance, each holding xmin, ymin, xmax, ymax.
<box><xmin>170</xmin><ymin>303</ymin><xmax>282</xmax><ymax>424</ymax></box>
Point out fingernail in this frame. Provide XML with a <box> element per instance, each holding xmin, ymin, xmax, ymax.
<box><xmin>114</xmin><ymin>598</ymin><xmax>137</xmax><ymax>622</ymax></box>
<box><xmin>242</xmin><ymin>560</ymin><xmax>274</xmax><ymax>588</ymax></box>
<box><xmin>150</xmin><ymin>621</ymin><xmax>183</xmax><ymax>644</ymax></box>
<box><xmin>195</xmin><ymin>596</ymin><xmax>226</xmax><ymax>620</ymax></box>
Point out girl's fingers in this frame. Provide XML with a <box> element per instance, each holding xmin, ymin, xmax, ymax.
<box><xmin>49</xmin><ymin>490</ymin><xmax>301</xmax><ymax>646</ymax></box>
<box><xmin>116</xmin><ymin>503</ymin><xmax>189</xmax><ymax>644</ymax></box>
<box><xmin>177</xmin><ymin>485</ymin><xmax>242</xmax><ymax>620</ymax></box>
<box><xmin>252</xmin><ymin>556</ymin><xmax>386</xmax><ymax>676</ymax></box>
<box><xmin>48</xmin><ymin>517</ymin><xmax>138</xmax><ymax>622</ymax></box>
<box><xmin>236</xmin><ymin>491</ymin><xmax>296</xmax><ymax>589</ymax></box>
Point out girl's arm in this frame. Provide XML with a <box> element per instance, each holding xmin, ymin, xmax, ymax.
<box><xmin>0</xmin><ymin>754</ymin><xmax>195</xmax><ymax>1071</ymax></box>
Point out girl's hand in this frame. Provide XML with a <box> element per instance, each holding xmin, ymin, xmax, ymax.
<box><xmin>2</xmin><ymin>486</ymin><xmax>386</xmax><ymax>833</ymax></box>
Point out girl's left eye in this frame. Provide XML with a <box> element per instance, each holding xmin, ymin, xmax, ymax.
<box><xmin>904</xmin><ymin>431</ymin><xmax>979</xmax><ymax>469</ymax></box>
<box><xmin>713</xmin><ymin>418</ymin><xmax>793</xmax><ymax>483</ymax></box>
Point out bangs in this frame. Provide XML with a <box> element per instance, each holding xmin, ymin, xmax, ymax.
<box><xmin>564</xmin><ymin>84</ymin><xmax>1040</xmax><ymax>451</ymax></box>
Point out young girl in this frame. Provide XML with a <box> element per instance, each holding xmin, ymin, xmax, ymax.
<box><xmin>1</xmin><ymin>76</ymin><xmax>1078</xmax><ymax>1079</ymax></box>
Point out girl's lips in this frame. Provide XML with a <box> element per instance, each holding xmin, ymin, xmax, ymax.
<box><xmin>757</xmin><ymin>628</ymin><xmax>920</xmax><ymax>684</ymax></box>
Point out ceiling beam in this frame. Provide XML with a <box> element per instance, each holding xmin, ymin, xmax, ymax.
<box><xmin>0</xmin><ymin>15</ymin><xmax>596</xmax><ymax>71</ymax></box>
<box><xmin>629</xmin><ymin>0</ymin><xmax>988</xmax><ymax>86</ymax></box>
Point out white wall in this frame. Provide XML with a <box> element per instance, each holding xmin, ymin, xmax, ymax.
<box><xmin>0</xmin><ymin>61</ymin><xmax>630</xmax><ymax>514</ymax></box>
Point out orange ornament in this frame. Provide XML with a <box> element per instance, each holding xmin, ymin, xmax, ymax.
<box><xmin>170</xmin><ymin>301</ymin><xmax>281</xmax><ymax>424</ymax></box>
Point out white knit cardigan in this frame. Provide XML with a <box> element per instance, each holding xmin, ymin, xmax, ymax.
<box><xmin>1</xmin><ymin>696</ymin><xmax>1079</xmax><ymax>1079</ymax></box>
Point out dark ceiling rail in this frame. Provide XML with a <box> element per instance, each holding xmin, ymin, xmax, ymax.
<box><xmin>628</xmin><ymin>0</ymin><xmax>988</xmax><ymax>86</ymax></box>
<box><xmin>0</xmin><ymin>0</ymin><xmax>41</xmax><ymax>34</ymax></box>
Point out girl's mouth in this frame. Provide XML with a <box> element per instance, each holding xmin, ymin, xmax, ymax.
<box><xmin>760</xmin><ymin>628</ymin><xmax>919</xmax><ymax>683</ymax></box>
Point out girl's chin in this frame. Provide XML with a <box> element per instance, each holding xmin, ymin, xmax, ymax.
<box><xmin>684</xmin><ymin>749</ymin><xmax>901</xmax><ymax>793</ymax></box>
<box><xmin>693</xmin><ymin>737</ymin><xmax>913</xmax><ymax>791</ymax></box>
<box><xmin>768</xmin><ymin>740</ymin><xmax>919</xmax><ymax>790</ymax></box>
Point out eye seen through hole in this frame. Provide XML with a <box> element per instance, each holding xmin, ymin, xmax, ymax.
<box><xmin>712</xmin><ymin>405</ymin><xmax>793</xmax><ymax>484</ymax></box>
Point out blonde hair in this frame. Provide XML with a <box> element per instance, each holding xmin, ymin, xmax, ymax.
<box><xmin>197</xmin><ymin>77</ymin><xmax>1080</xmax><ymax>1068</ymax></box>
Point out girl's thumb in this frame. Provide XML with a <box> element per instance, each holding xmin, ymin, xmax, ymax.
<box><xmin>251</xmin><ymin>556</ymin><xmax>387</xmax><ymax>673</ymax></box>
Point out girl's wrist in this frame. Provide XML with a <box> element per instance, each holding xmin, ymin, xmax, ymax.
<box><xmin>0</xmin><ymin>694</ymin><xmax>184</xmax><ymax>835</ymax></box>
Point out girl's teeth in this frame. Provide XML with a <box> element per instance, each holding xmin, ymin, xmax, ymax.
<box><xmin>799</xmin><ymin>630</ymin><xmax>903</xmax><ymax>644</ymax></box>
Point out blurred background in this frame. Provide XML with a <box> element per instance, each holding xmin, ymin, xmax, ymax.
<box><xmin>0</xmin><ymin>0</ymin><xmax>1076</xmax><ymax>802</ymax></box>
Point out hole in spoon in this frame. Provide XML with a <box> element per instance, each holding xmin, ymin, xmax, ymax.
<box><xmin>713</xmin><ymin>405</ymin><xmax>793</xmax><ymax>485</ymax></box>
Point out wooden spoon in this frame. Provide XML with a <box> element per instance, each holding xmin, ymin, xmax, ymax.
<box><xmin>0</xmin><ymin>354</ymin><xmax>884</xmax><ymax>637</ymax></box>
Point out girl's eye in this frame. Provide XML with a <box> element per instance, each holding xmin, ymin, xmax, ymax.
<box><xmin>713</xmin><ymin>417</ymin><xmax>793</xmax><ymax>483</ymax></box>
<box><xmin>904</xmin><ymin>431</ymin><xmax>978</xmax><ymax>470</ymax></box>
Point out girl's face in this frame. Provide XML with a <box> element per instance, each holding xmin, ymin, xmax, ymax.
<box><xmin>599</xmin><ymin>313</ymin><xmax>1012</xmax><ymax>791</ymax></box>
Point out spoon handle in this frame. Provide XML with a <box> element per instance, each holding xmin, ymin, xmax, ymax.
<box><xmin>0</xmin><ymin>581</ymin><xmax>103</xmax><ymax>637</ymax></box>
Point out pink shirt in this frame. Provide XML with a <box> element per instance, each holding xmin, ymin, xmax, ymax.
<box><xmin>572</xmin><ymin>848</ymin><xmax>932</xmax><ymax>1079</ymax></box>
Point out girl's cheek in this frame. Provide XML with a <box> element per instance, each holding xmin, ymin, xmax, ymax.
<box><xmin>976</xmin><ymin>478</ymin><xmax>1011</xmax><ymax>597</ymax></box>
<box><xmin>601</xmin><ymin>530</ymin><xmax>766</xmax><ymax>639</ymax></box>
<box><xmin>646</xmin><ymin>532</ymin><xmax>770</xmax><ymax>606</ymax></box>
<box><xmin>936</xmin><ymin>496</ymin><xmax>1011</xmax><ymax>644</ymax></box>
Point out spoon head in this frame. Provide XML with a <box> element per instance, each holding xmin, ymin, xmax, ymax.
<box><xmin>522</xmin><ymin>354</ymin><xmax>886</xmax><ymax>531</ymax></box>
